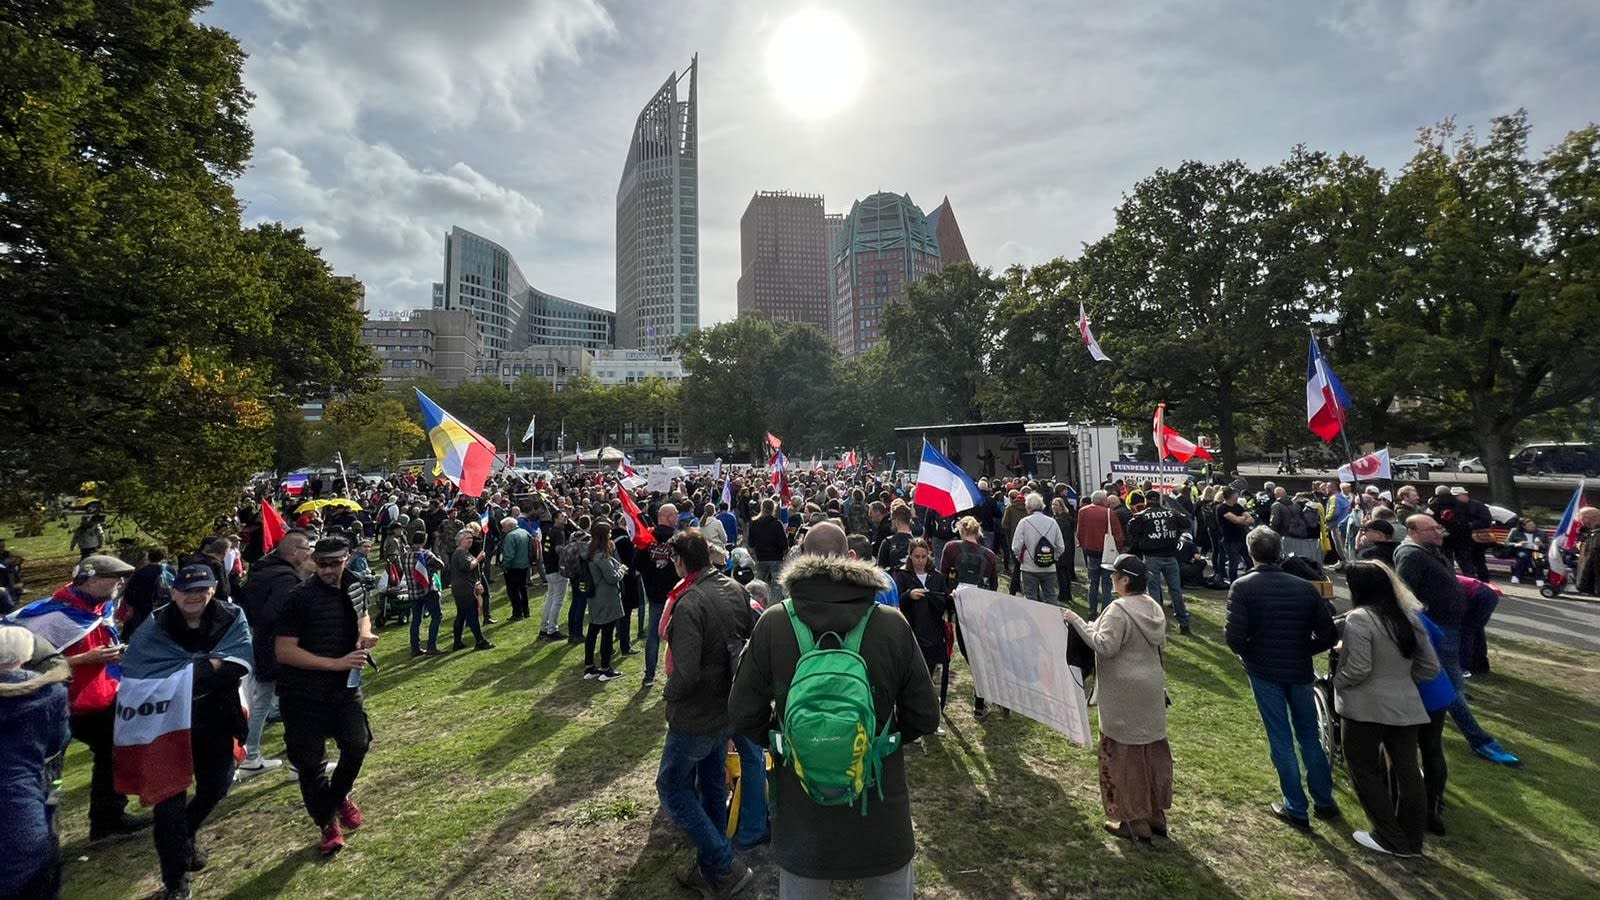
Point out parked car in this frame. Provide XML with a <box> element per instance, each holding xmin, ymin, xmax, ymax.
<box><xmin>1393</xmin><ymin>452</ymin><xmax>1446</xmax><ymax>469</ymax></box>
<box><xmin>1458</xmin><ymin>457</ymin><xmax>1483</xmax><ymax>473</ymax></box>
<box><xmin>1510</xmin><ymin>442</ymin><xmax>1599</xmax><ymax>477</ymax></box>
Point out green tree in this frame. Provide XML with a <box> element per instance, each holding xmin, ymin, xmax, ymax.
<box><xmin>983</xmin><ymin>258</ymin><xmax>1122</xmax><ymax>425</ymax></box>
<box><xmin>879</xmin><ymin>262</ymin><xmax>998</xmax><ymax>426</ymax></box>
<box><xmin>308</xmin><ymin>394</ymin><xmax>426</xmax><ymax>472</ymax></box>
<box><xmin>1082</xmin><ymin>160</ymin><xmax>1317</xmax><ymax>470</ymax></box>
<box><xmin>0</xmin><ymin>1</ymin><xmax>375</xmax><ymax>545</ymax></box>
<box><xmin>1369</xmin><ymin>112</ymin><xmax>1600</xmax><ymax>506</ymax></box>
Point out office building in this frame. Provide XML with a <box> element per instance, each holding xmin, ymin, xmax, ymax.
<box><xmin>616</xmin><ymin>56</ymin><xmax>699</xmax><ymax>353</ymax></box>
<box><xmin>831</xmin><ymin>191</ymin><xmax>943</xmax><ymax>357</ymax></box>
<box><xmin>436</xmin><ymin>226</ymin><xmax>613</xmax><ymax>358</ymax></box>
<box><xmin>737</xmin><ymin>191</ymin><xmax>831</xmax><ymax>332</ymax></box>
<box><xmin>925</xmin><ymin>196</ymin><xmax>971</xmax><ymax>265</ymax></box>
<box><xmin>490</xmin><ymin>346</ymin><xmax>682</xmax><ymax>389</ymax></box>
<box><xmin>360</xmin><ymin>308</ymin><xmax>484</xmax><ymax>388</ymax></box>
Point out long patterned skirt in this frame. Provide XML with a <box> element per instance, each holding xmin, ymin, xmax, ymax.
<box><xmin>1099</xmin><ymin>734</ymin><xmax>1174</xmax><ymax>824</ymax></box>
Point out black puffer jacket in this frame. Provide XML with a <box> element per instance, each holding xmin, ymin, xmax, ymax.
<box><xmin>1224</xmin><ymin>564</ymin><xmax>1337</xmax><ymax>684</ymax></box>
<box><xmin>238</xmin><ymin>552</ymin><xmax>303</xmax><ymax>680</ymax></box>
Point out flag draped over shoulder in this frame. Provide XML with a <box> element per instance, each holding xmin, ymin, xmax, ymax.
<box><xmin>113</xmin><ymin>609</ymin><xmax>253</xmax><ymax>806</ymax></box>
<box><xmin>415</xmin><ymin>388</ymin><xmax>497</xmax><ymax>497</ymax></box>
<box><xmin>6</xmin><ymin>594</ymin><xmax>115</xmax><ymax>653</ymax></box>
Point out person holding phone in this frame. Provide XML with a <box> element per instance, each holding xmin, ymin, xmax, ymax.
<box><xmin>448</xmin><ymin>528</ymin><xmax>494</xmax><ymax>652</ymax></box>
<box><xmin>892</xmin><ymin>538</ymin><xmax>952</xmax><ymax>726</ymax></box>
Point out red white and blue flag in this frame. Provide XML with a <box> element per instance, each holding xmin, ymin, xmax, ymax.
<box><xmin>766</xmin><ymin>431</ymin><xmax>783</xmax><ymax>451</ymax></box>
<box><xmin>1307</xmin><ymin>337</ymin><xmax>1353</xmax><ymax>442</ymax></box>
<box><xmin>113</xmin><ymin>607</ymin><xmax>252</xmax><ymax>806</ymax></box>
<box><xmin>769</xmin><ymin>449</ymin><xmax>790</xmax><ymax>484</ymax></box>
<box><xmin>5</xmin><ymin>594</ymin><xmax>117</xmax><ymax>653</ymax></box>
<box><xmin>1153</xmin><ymin>403</ymin><xmax>1213</xmax><ymax>464</ymax></box>
<box><xmin>721</xmin><ymin>478</ymin><xmax>733</xmax><ymax>510</ymax></box>
<box><xmin>619</xmin><ymin>454</ymin><xmax>646</xmax><ymax>490</ymax></box>
<box><xmin>1555</xmin><ymin>480</ymin><xmax>1587</xmax><ymax>551</ymax></box>
<box><xmin>913</xmin><ymin>439</ymin><xmax>982</xmax><ymax>517</ymax></box>
<box><xmin>1079</xmin><ymin>303</ymin><xmax>1111</xmax><ymax>362</ymax></box>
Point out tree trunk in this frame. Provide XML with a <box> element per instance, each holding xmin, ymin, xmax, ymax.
<box><xmin>1478</xmin><ymin>427</ymin><xmax>1518</xmax><ymax>510</ymax></box>
<box><xmin>1217</xmin><ymin>379</ymin><xmax>1238</xmax><ymax>474</ymax></box>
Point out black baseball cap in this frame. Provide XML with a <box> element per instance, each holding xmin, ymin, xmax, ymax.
<box><xmin>1111</xmin><ymin>553</ymin><xmax>1148</xmax><ymax>579</ymax></box>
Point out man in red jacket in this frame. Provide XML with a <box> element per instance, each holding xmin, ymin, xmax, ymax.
<box><xmin>60</xmin><ymin>555</ymin><xmax>152</xmax><ymax>839</ymax></box>
<box><xmin>1075</xmin><ymin>491</ymin><xmax>1126</xmax><ymax>617</ymax></box>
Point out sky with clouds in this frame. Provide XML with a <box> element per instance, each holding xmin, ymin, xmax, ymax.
<box><xmin>208</xmin><ymin>0</ymin><xmax>1600</xmax><ymax>321</ymax></box>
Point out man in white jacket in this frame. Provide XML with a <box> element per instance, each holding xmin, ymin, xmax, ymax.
<box><xmin>1012</xmin><ymin>493</ymin><xmax>1066</xmax><ymax>606</ymax></box>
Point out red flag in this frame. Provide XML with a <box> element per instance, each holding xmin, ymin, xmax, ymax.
<box><xmin>1152</xmin><ymin>403</ymin><xmax>1213</xmax><ymax>463</ymax></box>
<box><xmin>766</xmin><ymin>431</ymin><xmax>783</xmax><ymax>451</ymax></box>
<box><xmin>617</xmin><ymin>486</ymin><xmax>655</xmax><ymax>549</ymax></box>
<box><xmin>260</xmin><ymin>500</ymin><xmax>288</xmax><ymax>553</ymax></box>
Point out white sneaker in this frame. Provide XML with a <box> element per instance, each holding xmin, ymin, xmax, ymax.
<box><xmin>1509</xmin><ymin>576</ymin><xmax>1520</xmax><ymax>584</ymax></box>
<box><xmin>236</xmin><ymin>757</ymin><xmax>283</xmax><ymax>778</ymax></box>
<box><xmin>1352</xmin><ymin>831</ymin><xmax>1392</xmax><ymax>855</ymax></box>
<box><xmin>935</xmin><ymin>725</ymin><xmax>947</xmax><ymax>736</ymax></box>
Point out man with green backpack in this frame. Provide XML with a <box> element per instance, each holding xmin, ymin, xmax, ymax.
<box><xmin>729</xmin><ymin>522</ymin><xmax>940</xmax><ymax>899</ymax></box>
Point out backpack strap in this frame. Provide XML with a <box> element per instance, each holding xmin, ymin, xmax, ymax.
<box><xmin>842</xmin><ymin>603</ymin><xmax>875</xmax><ymax>653</ymax></box>
<box><xmin>782</xmin><ymin>599</ymin><xmax>817</xmax><ymax>654</ymax></box>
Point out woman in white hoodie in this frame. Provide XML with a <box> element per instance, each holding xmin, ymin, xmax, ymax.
<box><xmin>1063</xmin><ymin>554</ymin><xmax>1172</xmax><ymax>841</ymax></box>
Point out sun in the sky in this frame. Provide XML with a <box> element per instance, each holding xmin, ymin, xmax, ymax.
<box><xmin>765</xmin><ymin>9</ymin><xmax>867</xmax><ymax>120</ymax></box>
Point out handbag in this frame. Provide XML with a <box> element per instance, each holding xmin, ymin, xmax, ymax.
<box><xmin>1100</xmin><ymin>539</ymin><xmax>1120</xmax><ymax>572</ymax></box>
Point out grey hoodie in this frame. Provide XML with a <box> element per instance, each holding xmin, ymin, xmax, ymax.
<box><xmin>1070</xmin><ymin>592</ymin><xmax>1168</xmax><ymax>744</ymax></box>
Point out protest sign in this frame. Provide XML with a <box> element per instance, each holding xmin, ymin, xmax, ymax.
<box><xmin>953</xmin><ymin>585</ymin><xmax>1091</xmax><ymax>746</ymax></box>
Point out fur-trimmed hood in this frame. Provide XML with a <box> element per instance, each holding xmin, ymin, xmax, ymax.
<box><xmin>778</xmin><ymin>553</ymin><xmax>891</xmax><ymax>594</ymax></box>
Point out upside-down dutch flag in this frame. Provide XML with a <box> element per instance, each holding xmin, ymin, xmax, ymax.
<box><xmin>913</xmin><ymin>439</ymin><xmax>983</xmax><ymax>517</ymax></box>
<box><xmin>1153</xmin><ymin>403</ymin><xmax>1213</xmax><ymax>463</ymax></box>
<box><xmin>1555</xmin><ymin>480</ymin><xmax>1587</xmax><ymax>551</ymax></box>
<box><xmin>114</xmin><ymin>608</ymin><xmax>253</xmax><ymax>806</ymax></box>
<box><xmin>1307</xmin><ymin>337</ymin><xmax>1353</xmax><ymax>442</ymax></box>
<box><xmin>415</xmin><ymin>389</ymin><xmax>497</xmax><ymax>497</ymax></box>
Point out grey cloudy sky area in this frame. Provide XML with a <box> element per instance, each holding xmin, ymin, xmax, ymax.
<box><xmin>207</xmin><ymin>0</ymin><xmax>1600</xmax><ymax>320</ymax></box>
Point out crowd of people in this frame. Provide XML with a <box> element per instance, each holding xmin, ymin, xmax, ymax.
<box><xmin>0</xmin><ymin>458</ymin><xmax>1588</xmax><ymax>899</ymax></box>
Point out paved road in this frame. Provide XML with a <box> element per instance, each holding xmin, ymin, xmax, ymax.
<box><xmin>1235</xmin><ymin>463</ymin><xmax>1584</xmax><ymax>490</ymax></box>
<box><xmin>1328</xmin><ymin>579</ymin><xmax>1600</xmax><ymax>654</ymax></box>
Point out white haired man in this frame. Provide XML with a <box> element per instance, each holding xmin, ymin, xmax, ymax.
<box><xmin>1011</xmin><ymin>492</ymin><xmax>1065</xmax><ymax>606</ymax></box>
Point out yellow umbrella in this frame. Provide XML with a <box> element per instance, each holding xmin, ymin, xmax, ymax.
<box><xmin>322</xmin><ymin>498</ymin><xmax>363</xmax><ymax>512</ymax></box>
<box><xmin>294</xmin><ymin>500</ymin><xmax>329</xmax><ymax>514</ymax></box>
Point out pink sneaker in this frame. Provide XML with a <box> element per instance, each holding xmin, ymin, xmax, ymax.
<box><xmin>318</xmin><ymin>820</ymin><xmax>345</xmax><ymax>855</ymax></box>
<box><xmin>337</xmin><ymin>798</ymin><xmax>364</xmax><ymax>830</ymax></box>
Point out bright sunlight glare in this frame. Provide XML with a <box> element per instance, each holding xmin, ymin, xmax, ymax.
<box><xmin>765</xmin><ymin>9</ymin><xmax>867</xmax><ymax>120</ymax></box>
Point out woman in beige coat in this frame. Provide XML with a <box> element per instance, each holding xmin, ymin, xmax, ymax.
<box><xmin>1063</xmin><ymin>554</ymin><xmax>1171</xmax><ymax>841</ymax></box>
<box><xmin>1334</xmin><ymin>561</ymin><xmax>1441</xmax><ymax>857</ymax></box>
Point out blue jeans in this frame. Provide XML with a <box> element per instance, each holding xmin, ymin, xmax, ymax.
<box><xmin>1087</xmin><ymin>561</ymin><xmax>1113</xmax><ymax>617</ymax></box>
<box><xmin>644</xmin><ymin>601</ymin><xmax>665</xmax><ymax>682</ymax></box>
<box><xmin>244</xmin><ymin>678</ymin><xmax>277</xmax><ymax>761</ymax></box>
<box><xmin>1223</xmin><ymin>538</ymin><xmax>1249</xmax><ymax>583</ymax></box>
<box><xmin>1437</xmin><ymin>626</ymin><xmax>1494</xmax><ymax>748</ymax></box>
<box><xmin>566</xmin><ymin>588</ymin><xmax>588</xmax><ymax>641</ymax></box>
<box><xmin>1019</xmin><ymin>569</ymin><xmax>1059</xmax><ymax>605</ymax></box>
<box><xmin>1248</xmin><ymin>675</ymin><xmax>1335</xmax><ymax>817</ymax></box>
<box><xmin>410</xmin><ymin>590</ymin><xmax>442</xmax><ymax>651</ymax></box>
<box><xmin>1145</xmin><ymin>555</ymin><xmax>1189</xmax><ymax>625</ymax></box>
<box><xmin>731</xmin><ymin>734</ymin><xmax>769</xmax><ymax>848</ymax></box>
<box><xmin>656</xmin><ymin>731</ymin><xmax>734</xmax><ymax>879</ymax></box>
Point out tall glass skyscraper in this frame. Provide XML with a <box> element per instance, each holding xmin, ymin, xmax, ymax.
<box><xmin>832</xmin><ymin>192</ymin><xmax>943</xmax><ymax>357</ymax></box>
<box><xmin>616</xmin><ymin>55</ymin><xmax>698</xmax><ymax>353</ymax></box>
<box><xmin>438</xmin><ymin>226</ymin><xmax>614</xmax><ymax>358</ymax></box>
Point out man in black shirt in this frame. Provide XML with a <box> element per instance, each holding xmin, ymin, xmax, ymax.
<box><xmin>274</xmin><ymin>537</ymin><xmax>378</xmax><ymax>855</ymax></box>
<box><xmin>1127</xmin><ymin>491</ymin><xmax>1193</xmax><ymax>634</ymax></box>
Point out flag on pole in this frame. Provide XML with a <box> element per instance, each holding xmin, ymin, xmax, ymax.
<box><xmin>1337</xmin><ymin>448</ymin><xmax>1393</xmax><ymax>483</ymax></box>
<box><xmin>618</xmin><ymin>485</ymin><xmax>655</xmax><ymax>549</ymax></box>
<box><xmin>619</xmin><ymin>454</ymin><xmax>646</xmax><ymax>490</ymax></box>
<box><xmin>415</xmin><ymin>389</ymin><xmax>498</xmax><ymax>497</ymax></box>
<box><xmin>769</xmin><ymin>449</ymin><xmax>789</xmax><ymax>484</ymax></box>
<box><xmin>913</xmin><ymin>439</ymin><xmax>983</xmax><ymax>516</ymax></box>
<box><xmin>766</xmin><ymin>431</ymin><xmax>783</xmax><ymax>451</ymax></box>
<box><xmin>1307</xmin><ymin>337</ymin><xmax>1353</xmax><ymax>442</ymax></box>
<box><xmin>721</xmin><ymin>478</ymin><xmax>733</xmax><ymax>510</ymax></box>
<box><xmin>522</xmin><ymin>416</ymin><xmax>537</xmax><ymax>443</ymax></box>
<box><xmin>1152</xmin><ymin>403</ymin><xmax>1213</xmax><ymax>463</ymax></box>
<box><xmin>1079</xmin><ymin>303</ymin><xmax>1111</xmax><ymax>362</ymax></box>
<box><xmin>260</xmin><ymin>500</ymin><xmax>288</xmax><ymax>553</ymax></box>
<box><xmin>1555</xmin><ymin>480</ymin><xmax>1588</xmax><ymax>550</ymax></box>
<box><xmin>281</xmin><ymin>473</ymin><xmax>308</xmax><ymax>496</ymax></box>
<box><xmin>575</xmin><ymin>443</ymin><xmax>583</xmax><ymax>464</ymax></box>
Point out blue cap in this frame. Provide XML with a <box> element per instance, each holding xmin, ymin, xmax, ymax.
<box><xmin>172</xmin><ymin>564</ymin><xmax>218</xmax><ymax>592</ymax></box>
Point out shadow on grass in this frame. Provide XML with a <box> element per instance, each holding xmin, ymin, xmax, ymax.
<box><xmin>217</xmin><ymin>844</ymin><xmax>322</xmax><ymax>900</ymax></box>
<box><xmin>427</xmin><ymin>684</ymin><xmax>658</xmax><ymax>899</ymax></box>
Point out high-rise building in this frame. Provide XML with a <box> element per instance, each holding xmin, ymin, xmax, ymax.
<box><xmin>925</xmin><ymin>196</ymin><xmax>971</xmax><ymax>265</ymax></box>
<box><xmin>437</xmin><ymin>226</ymin><xmax>613</xmax><ymax>357</ymax></box>
<box><xmin>736</xmin><ymin>191</ymin><xmax>831</xmax><ymax>332</ymax></box>
<box><xmin>616</xmin><ymin>55</ymin><xmax>698</xmax><ymax>353</ymax></box>
<box><xmin>831</xmin><ymin>192</ymin><xmax>943</xmax><ymax>357</ymax></box>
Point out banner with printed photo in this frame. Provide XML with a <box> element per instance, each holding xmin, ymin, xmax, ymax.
<box><xmin>953</xmin><ymin>585</ymin><xmax>1091</xmax><ymax>747</ymax></box>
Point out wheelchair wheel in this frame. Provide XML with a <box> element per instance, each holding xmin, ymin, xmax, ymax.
<box><xmin>1313</xmin><ymin>677</ymin><xmax>1341</xmax><ymax>769</ymax></box>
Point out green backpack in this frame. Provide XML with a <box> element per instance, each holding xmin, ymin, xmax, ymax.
<box><xmin>771</xmin><ymin>600</ymin><xmax>901</xmax><ymax>815</ymax></box>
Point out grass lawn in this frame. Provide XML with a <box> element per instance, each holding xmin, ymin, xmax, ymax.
<box><xmin>52</xmin><ymin>583</ymin><xmax>1600</xmax><ymax>899</ymax></box>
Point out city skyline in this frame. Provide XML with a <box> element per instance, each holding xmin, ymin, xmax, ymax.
<box><xmin>210</xmin><ymin>1</ymin><xmax>1600</xmax><ymax>325</ymax></box>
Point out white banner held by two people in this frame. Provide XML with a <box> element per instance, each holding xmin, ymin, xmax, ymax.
<box><xmin>952</xmin><ymin>585</ymin><xmax>1092</xmax><ymax>747</ymax></box>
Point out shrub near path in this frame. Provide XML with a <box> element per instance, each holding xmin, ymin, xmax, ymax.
<box><xmin>54</xmin><ymin>584</ymin><xmax>1600</xmax><ymax>899</ymax></box>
